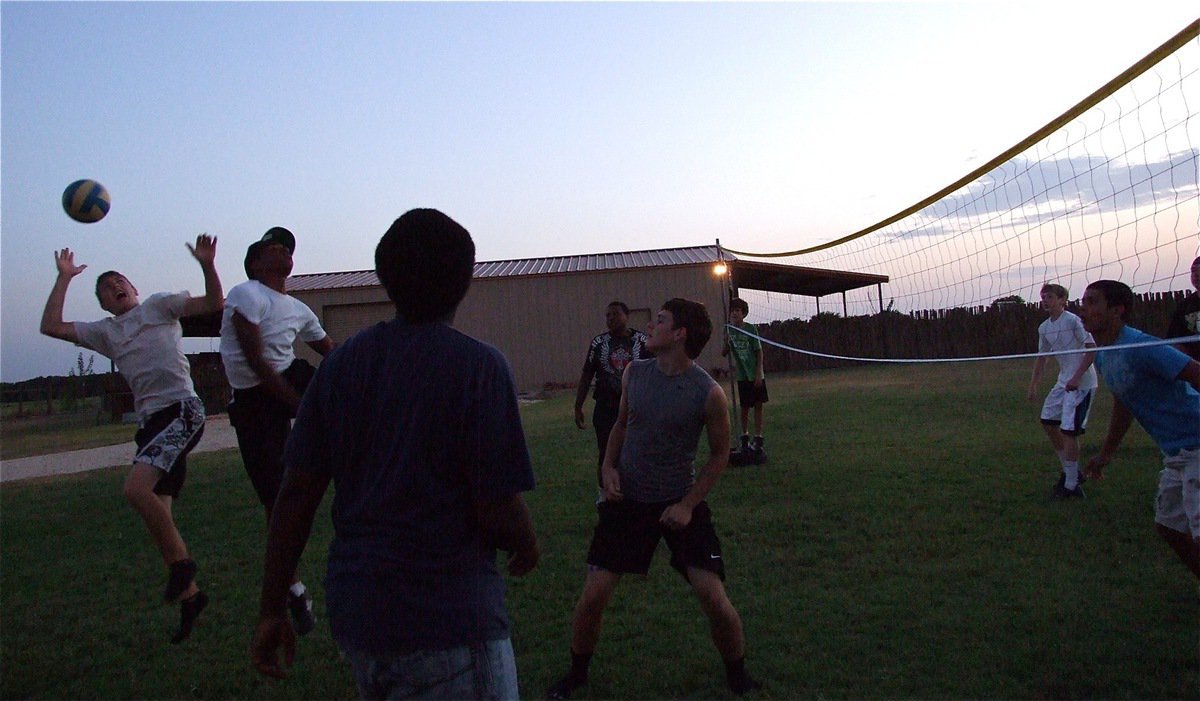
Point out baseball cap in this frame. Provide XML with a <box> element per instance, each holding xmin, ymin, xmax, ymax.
<box><xmin>244</xmin><ymin>227</ymin><xmax>296</xmax><ymax>279</ymax></box>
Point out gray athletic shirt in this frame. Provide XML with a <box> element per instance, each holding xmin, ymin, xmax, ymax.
<box><xmin>618</xmin><ymin>358</ymin><xmax>718</xmax><ymax>502</ymax></box>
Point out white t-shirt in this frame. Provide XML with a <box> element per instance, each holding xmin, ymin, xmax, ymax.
<box><xmin>74</xmin><ymin>292</ymin><xmax>197</xmax><ymax>418</ymax></box>
<box><xmin>1037</xmin><ymin>310</ymin><xmax>1098</xmax><ymax>390</ymax></box>
<box><xmin>219</xmin><ymin>280</ymin><xmax>327</xmax><ymax>390</ymax></box>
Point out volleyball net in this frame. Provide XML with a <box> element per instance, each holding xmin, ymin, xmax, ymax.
<box><xmin>723</xmin><ymin>20</ymin><xmax>1199</xmax><ymax>364</ymax></box>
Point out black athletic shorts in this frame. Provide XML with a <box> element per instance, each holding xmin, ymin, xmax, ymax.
<box><xmin>736</xmin><ymin>380</ymin><xmax>768</xmax><ymax>408</ymax></box>
<box><xmin>586</xmin><ymin>499</ymin><xmax>725</xmax><ymax>581</ymax></box>
<box><xmin>133</xmin><ymin>397</ymin><xmax>206</xmax><ymax>498</ymax></box>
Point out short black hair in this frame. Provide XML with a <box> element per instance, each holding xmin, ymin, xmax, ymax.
<box><xmin>607</xmin><ymin>301</ymin><xmax>629</xmax><ymax>315</ymax></box>
<box><xmin>661</xmin><ymin>298</ymin><xmax>712</xmax><ymax>359</ymax></box>
<box><xmin>730</xmin><ymin>297</ymin><xmax>749</xmax><ymax>315</ymax></box>
<box><xmin>94</xmin><ymin>271</ymin><xmax>124</xmax><ymax>302</ymax></box>
<box><xmin>1085</xmin><ymin>279</ymin><xmax>1135</xmax><ymax>321</ymax></box>
<box><xmin>375</xmin><ymin>209</ymin><xmax>475</xmax><ymax>323</ymax></box>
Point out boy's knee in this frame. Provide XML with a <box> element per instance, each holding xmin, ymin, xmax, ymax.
<box><xmin>123</xmin><ymin>464</ymin><xmax>159</xmax><ymax>504</ymax></box>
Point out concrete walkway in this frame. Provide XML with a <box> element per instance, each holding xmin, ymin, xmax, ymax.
<box><xmin>0</xmin><ymin>414</ymin><xmax>240</xmax><ymax>484</ymax></box>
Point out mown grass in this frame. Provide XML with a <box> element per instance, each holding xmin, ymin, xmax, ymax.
<box><xmin>2</xmin><ymin>361</ymin><xmax>1196</xmax><ymax>699</ymax></box>
<box><xmin>0</xmin><ymin>397</ymin><xmax>130</xmax><ymax>460</ymax></box>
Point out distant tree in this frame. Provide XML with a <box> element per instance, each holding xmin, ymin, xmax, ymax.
<box><xmin>61</xmin><ymin>353</ymin><xmax>95</xmax><ymax>412</ymax></box>
<box><xmin>990</xmin><ymin>294</ymin><xmax>1026</xmax><ymax>310</ymax></box>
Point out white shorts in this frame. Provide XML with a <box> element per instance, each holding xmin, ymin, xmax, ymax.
<box><xmin>1154</xmin><ymin>448</ymin><xmax>1200</xmax><ymax>539</ymax></box>
<box><xmin>1039</xmin><ymin>385</ymin><xmax>1094</xmax><ymax>435</ymax></box>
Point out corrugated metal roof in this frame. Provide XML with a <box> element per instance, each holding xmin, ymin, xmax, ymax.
<box><xmin>287</xmin><ymin>245</ymin><xmax>733</xmax><ymax>292</ymax></box>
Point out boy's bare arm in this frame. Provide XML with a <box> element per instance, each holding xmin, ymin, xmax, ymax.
<box><xmin>1065</xmin><ymin>343</ymin><xmax>1097</xmax><ymax>391</ymax></box>
<box><xmin>182</xmin><ymin>234</ymin><xmax>223</xmax><ymax>317</ymax></box>
<box><xmin>40</xmin><ymin>249</ymin><xmax>85</xmax><ymax>343</ymax></box>
<box><xmin>1026</xmin><ymin>356</ymin><xmax>1047</xmax><ymax>402</ymax></box>
<box><xmin>232</xmin><ymin>312</ymin><xmax>303</xmax><ymax>411</ymax></box>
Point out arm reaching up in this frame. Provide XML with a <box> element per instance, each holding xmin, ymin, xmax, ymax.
<box><xmin>40</xmin><ymin>248</ymin><xmax>87</xmax><ymax>343</ymax></box>
<box><xmin>182</xmin><ymin>234</ymin><xmax>224</xmax><ymax>317</ymax></box>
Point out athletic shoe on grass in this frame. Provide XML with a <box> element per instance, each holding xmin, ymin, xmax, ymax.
<box><xmin>289</xmin><ymin>590</ymin><xmax>316</xmax><ymax>636</ymax></box>
<box><xmin>164</xmin><ymin>558</ymin><xmax>197</xmax><ymax>603</ymax></box>
<box><xmin>170</xmin><ymin>590</ymin><xmax>208</xmax><ymax>644</ymax></box>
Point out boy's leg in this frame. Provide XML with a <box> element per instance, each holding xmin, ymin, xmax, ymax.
<box><xmin>752</xmin><ymin>403</ymin><xmax>763</xmax><ymax>439</ymax></box>
<box><xmin>548</xmin><ymin>568</ymin><xmax>621</xmax><ymax>699</ymax></box>
<box><xmin>124</xmin><ymin>464</ymin><xmax>189</xmax><ymax>569</ymax></box>
<box><xmin>1156</xmin><ymin>524</ymin><xmax>1200</xmax><ymax>578</ymax></box>
<box><xmin>570</xmin><ymin>568</ymin><xmax>622</xmax><ymax>655</ymax></box>
<box><xmin>688</xmin><ymin>568</ymin><xmax>759</xmax><ymax>694</ymax></box>
<box><xmin>1059</xmin><ymin>432</ymin><xmax>1083</xmax><ymax>491</ymax></box>
<box><xmin>739</xmin><ymin>405</ymin><xmax>750</xmax><ymax>437</ymax></box>
<box><xmin>1155</xmin><ymin>451</ymin><xmax>1200</xmax><ymax>579</ymax></box>
<box><xmin>687</xmin><ymin>568</ymin><xmax>745</xmax><ymax>661</ymax></box>
<box><xmin>1040</xmin><ymin>422</ymin><xmax>1065</xmax><ymax>455</ymax></box>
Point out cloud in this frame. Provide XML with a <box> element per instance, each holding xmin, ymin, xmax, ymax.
<box><xmin>897</xmin><ymin>149</ymin><xmax>1199</xmax><ymax>237</ymax></box>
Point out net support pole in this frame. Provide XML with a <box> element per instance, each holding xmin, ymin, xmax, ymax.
<box><xmin>716</xmin><ymin>239</ymin><xmax>740</xmax><ymax>444</ymax></box>
<box><xmin>877</xmin><ymin>282</ymin><xmax>889</xmax><ymax>358</ymax></box>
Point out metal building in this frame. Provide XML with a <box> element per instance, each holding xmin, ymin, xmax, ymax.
<box><xmin>282</xmin><ymin>244</ymin><xmax>887</xmax><ymax>394</ymax></box>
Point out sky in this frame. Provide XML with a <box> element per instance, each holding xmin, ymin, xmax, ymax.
<box><xmin>2</xmin><ymin>1</ymin><xmax>1197</xmax><ymax>382</ymax></box>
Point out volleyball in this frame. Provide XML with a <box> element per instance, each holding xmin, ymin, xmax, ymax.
<box><xmin>62</xmin><ymin>179</ymin><xmax>110</xmax><ymax>223</ymax></box>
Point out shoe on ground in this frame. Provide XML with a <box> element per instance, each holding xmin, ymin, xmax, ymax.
<box><xmin>546</xmin><ymin>672</ymin><xmax>586</xmax><ymax>700</ymax></box>
<box><xmin>729</xmin><ymin>671</ymin><xmax>762</xmax><ymax>696</ymax></box>
<box><xmin>164</xmin><ymin>559</ymin><xmax>197</xmax><ymax>603</ymax></box>
<box><xmin>170</xmin><ymin>590</ymin><xmax>208</xmax><ymax>644</ymax></box>
<box><xmin>1050</xmin><ymin>482</ymin><xmax>1085</xmax><ymax>500</ymax></box>
<box><xmin>288</xmin><ymin>589</ymin><xmax>316</xmax><ymax>636</ymax></box>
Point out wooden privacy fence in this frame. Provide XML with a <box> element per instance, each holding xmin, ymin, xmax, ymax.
<box><xmin>760</xmin><ymin>290</ymin><xmax>1190</xmax><ymax>373</ymax></box>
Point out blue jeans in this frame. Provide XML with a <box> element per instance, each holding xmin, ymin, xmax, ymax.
<box><xmin>344</xmin><ymin>638</ymin><xmax>519</xmax><ymax>700</ymax></box>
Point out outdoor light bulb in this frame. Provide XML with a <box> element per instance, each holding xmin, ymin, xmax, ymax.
<box><xmin>713</xmin><ymin>262</ymin><xmax>728</xmax><ymax>276</ymax></box>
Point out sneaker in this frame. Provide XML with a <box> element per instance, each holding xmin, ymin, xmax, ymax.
<box><xmin>751</xmin><ymin>436</ymin><xmax>765</xmax><ymax>459</ymax></box>
<box><xmin>546</xmin><ymin>672</ymin><xmax>586</xmax><ymax>700</ymax></box>
<box><xmin>729</xmin><ymin>671</ymin><xmax>762</xmax><ymax>696</ymax></box>
<box><xmin>170</xmin><ymin>590</ymin><xmax>208</xmax><ymax>644</ymax></box>
<box><xmin>1051</xmin><ymin>482</ymin><xmax>1085</xmax><ymax>500</ymax></box>
<box><xmin>164</xmin><ymin>559</ymin><xmax>197</xmax><ymax>603</ymax></box>
<box><xmin>288</xmin><ymin>589</ymin><xmax>316</xmax><ymax>636</ymax></box>
<box><xmin>738</xmin><ymin>434</ymin><xmax>750</xmax><ymax>453</ymax></box>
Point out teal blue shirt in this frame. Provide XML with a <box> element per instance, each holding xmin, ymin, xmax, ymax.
<box><xmin>1093</xmin><ymin>325</ymin><xmax>1199</xmax><ymax>455</ymax></box>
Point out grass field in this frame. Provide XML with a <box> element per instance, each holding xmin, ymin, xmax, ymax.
<box><xmin>2</xmin><ymin>362</ymin><xmax>1196</xmax><ymax>699</ymax></box>
<box><xmin>0</xmin><ymin>397</ymin><xmax>130</xmax><ymax>460</ymax></box>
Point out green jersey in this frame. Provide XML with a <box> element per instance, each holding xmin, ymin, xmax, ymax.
<box><xmin>728</xmin><ymin>322</ymin><xmax>762</xmax><ymax>381</ymax></box>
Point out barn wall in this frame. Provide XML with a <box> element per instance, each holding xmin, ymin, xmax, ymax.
<box><xmin>289</xmin><ymin>263</ymin><xmax>732</xmax><ymax>392</ymax></box>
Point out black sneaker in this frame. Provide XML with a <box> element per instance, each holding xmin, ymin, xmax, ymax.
<box><xmin>164</xmin><ymin>559</ymin><xmax>197</xmax><ymax>603</ymax></box>
<box><xmin>546</xmin><ymin>672</ymin><xmax>586</xmax><ymax>700</ymax></box>
<box><xmin>170</xmin><ymin>590</ymin><xmax>208</xmax><ymax>644</ymax></box>
<box><xmin>1051</xmin><ymin>482</ymin><xmax>1085</xmax><ymax>500</ymax></box>
<box><xmin>750</xmin><ymin>437</ymin><xmax>766</xmax><ymax>464</ymax></box>
<box><xmin>738</xmin><ymin>434</ymin><xmax>750</xmax><ymax>453</ymax></box>
<box><xmin>729</xmin><ymin>671</ymin><xmax>762</xmax><ymax>696</ymax></box>
<box><xmin>288</xmin><ymin>589</ymin><xmax>316</xmax><ymax>636</ymax></box>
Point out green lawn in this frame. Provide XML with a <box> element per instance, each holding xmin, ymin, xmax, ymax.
<box><xmin>2</xmin><ymin>362</ymin><xmax>1196</xmax><ymax>699</ymax></box>
<box><xmin>0</xmin><ymin>397</ymin><xmax>130</xmax><ymax>460</ymax></box>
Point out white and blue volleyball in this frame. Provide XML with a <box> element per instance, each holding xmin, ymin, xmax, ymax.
<box><xmin>62</xmin><ymin>179</ymin><xmax>111</xmax><ymax>223</ymax></box>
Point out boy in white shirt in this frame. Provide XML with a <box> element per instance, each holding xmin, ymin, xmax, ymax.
<box><xmin>39</xmin><ymin>235</ymin><xmax>223</xmax><ymax>643</ymax></box>
<box><xmin>220</xmin><ymin>227</ymin><xmax>334</xmax><ymax>635</ymax></box>
<box><xmin>1026</xmin><ymin>283</ymin><xmax>1097</xmax><ymax>500</ymax></box>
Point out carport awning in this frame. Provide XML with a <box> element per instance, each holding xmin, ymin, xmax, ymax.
<box><xmin>730</xmin><ymin>259</ymin><xmax>888</xmax><ymax>298</ymax></box>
